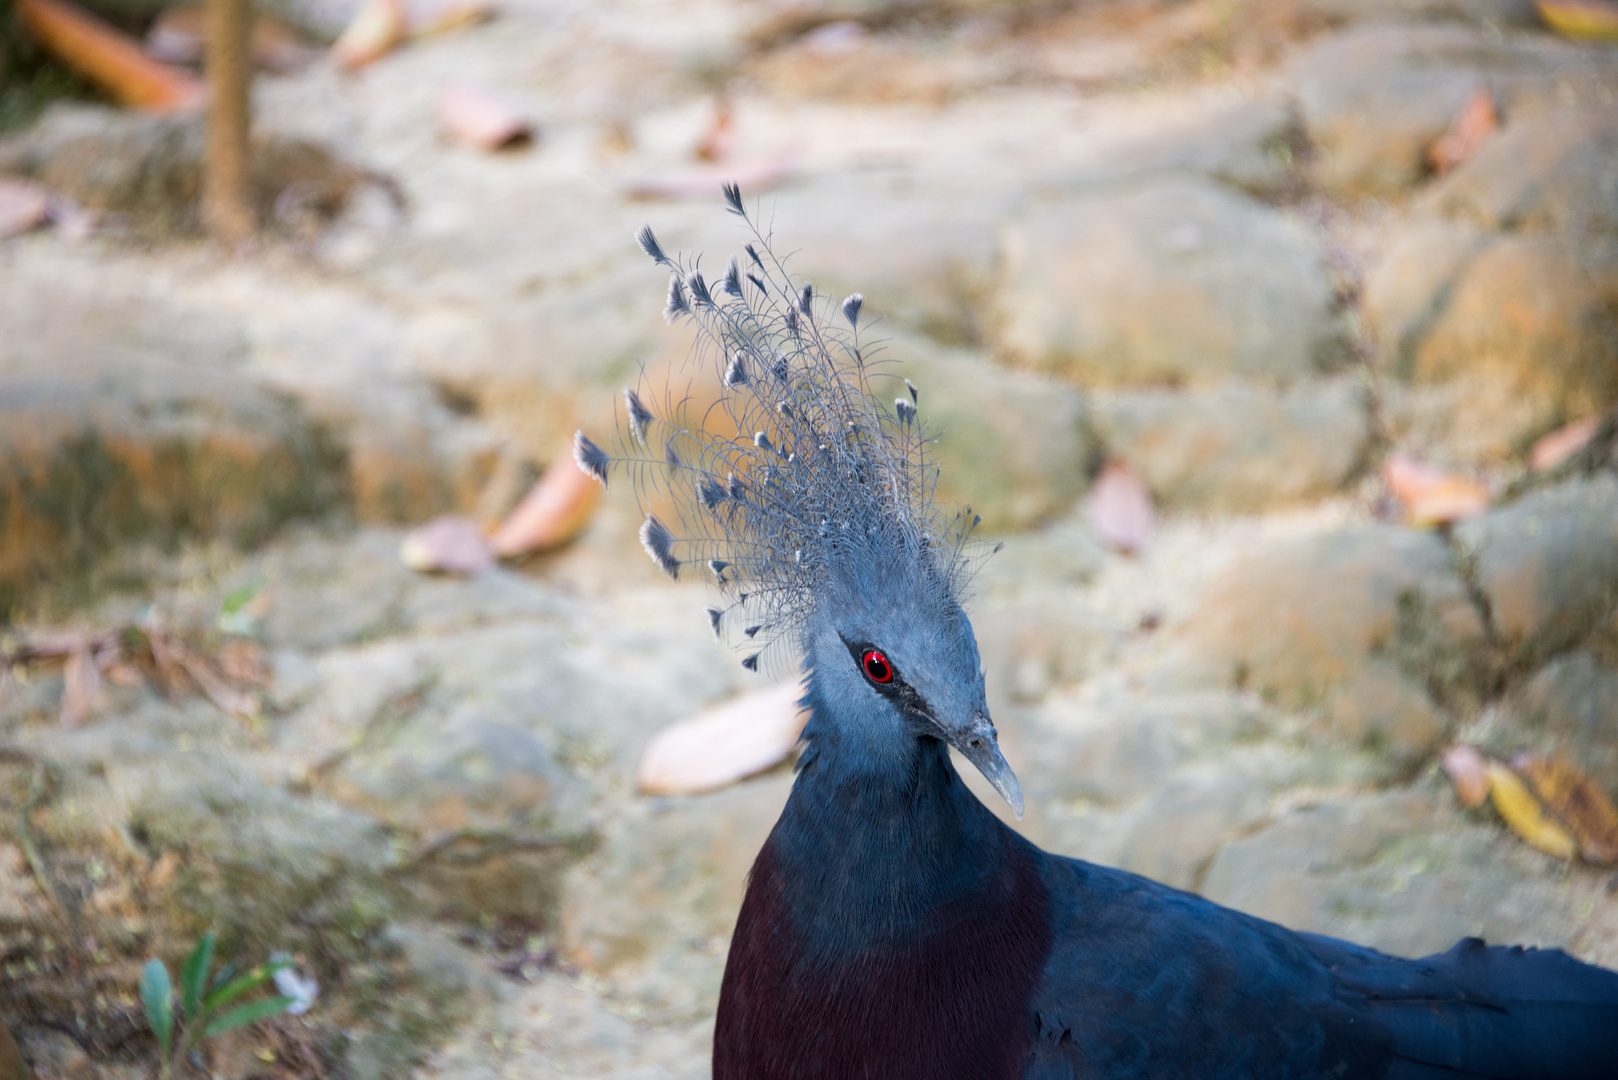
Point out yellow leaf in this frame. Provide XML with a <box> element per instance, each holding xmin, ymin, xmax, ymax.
<box><xmin>1536</xmin><ymin>0</ymin><xmax>1618</xmax><ymax>40</ymax></box>
<box><xmin>1486</xmin><ymin>761</ymin><xmax>1577</xmax><ymax>860</ymax></box>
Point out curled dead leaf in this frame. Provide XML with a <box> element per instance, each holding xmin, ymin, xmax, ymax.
<box><xmin>17</xmin><ymin>0</ymin><xmax>204</xmax><ymax>111</ymax></box>
<box><xmin>1536</xmin><ymin>0</ymin><xmax>1618</xmax><ymax>39</ymax></box>
<box><xmin>59</xmin><ymin>646</ymin><xmax>103</xmax><ymax>727</ymax></box>
<box><xmin>637</xmin><ymin>678</ymin><xmax>808</xmax><ymax>796</ymax></box>
<box><xmin>1428</xmin><ymin>89</ymin><xmax>1497</xmax><ymax>174</ymax></box>
<box><xmin>0</xmin><ymin>178</ymin><xmax>51</xmax><ymax>239</ymax></box>
<box><xmin>439</xmin><ymin>84</ymin><xmax>533</xmax><ymax>151</ymax></box>
<box><xmin>1486</xmin><ymin>760</ymin><xmax>1578</xmax><ymax>861</ymax></box>
<box><xmin>332</xmin><ymin>0</ymin><xmax>406</xmax><ymax>69</ymax></box>
<box><xmin>1441</xmin><ymin>744</ymin><xmax>1490</xmax><ymax>809</ymax></box>
<box><xmin>487</xmin><ymin>453</ymin><xmax>600</xmax><ymax>558</ymax></box>
<box><xmin>400</xmin><ymin>514</ymin><xmax>495</xmax><ymax>575</ymax></box>
<box><xmin>1085</xmin><ymin>459</ymin><xmax>1153</xmax><ymax>554</ymax></box>
<box><xmin>1384</xmin><ymin>455</ymin><xmax>1490</xmax><ymax>527</ymax></box>
<box><xmin>1515</xmin><ymin>754</ymin><xmax>1618</xmax><ymax>865</ymax></box>
<box><xmin>1529</xmin><ymin>414</ymin><xmax>1605</xmax><ymax>472</ymax></box>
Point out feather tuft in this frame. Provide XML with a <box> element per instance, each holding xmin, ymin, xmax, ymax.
<box><xmin>705</xmin><ymin>606</ymin><xmax>724</xmax><ymax>640</ymax></box>
<box><xmin>688</xmin><ymin>271</ymin><xmax>714</xmax><ymax>308</ymax></box>
<box><xmin>639</xmin><ymin>515</ymin><xmax>680</xmax><ymax>578</ymax></box>
<box><xmin>895</xmin><ymin>398</ymin><xmax>917</xmax><ymax>426</ymax></box>
<box><xmin>722</xmin><ymin>182</ymin><xmax>745</xmax><ymax>216</ymax></box>
<box><xmin>665</xmin><ymin>441</ymin><xmax>681</xmax><ymax>471</ymax></box>
<box><xmin>664</xmin><ymin>275</ymin><xmax>690</xmax><ymax>322</ymax></box>
<box><xmin>905</xmin><ymin>378</ymin><xmax>918</xmax><ymax>404</ymax></box>
<box><xmin>624</xmin><ymin>388</ymin><xmax>653</xmax><ymax>445</ymax></box>
<box><xmin>741</xmin><ymin>653</ymin><xmax>760</xmax><ymax>671</ymax></box>
<box><xmin>573</xmin><ymin>431</ymin><xmax>610</xmax><ymax>487</ymax></box>
<box><xmin>841</xmin><ymin>293</ymin><xmax>863</xmax><ymax>328</ymax></box>
<box><xmin>754</xmin><ymin>431</ymin><xmax>773</xmax><ymax>453</ymax></box>
<box><xmin>725</xmin><ymin>351</ymin><xmax>749</xmax><ymax>388</ymax></box>
<box><xmin>637</xmin><ymin>224</ymin><xmax>670</xmax><ymax>266</ymax></box>
<box><xmin>722</xmin><ymin>256</ymin><xmax>743</xmax><ymax>298</ymax></box>
<box><xmin>797</xmin><ymin>283</ymin><xmax>814</xmax><ymax>318</ymax></box>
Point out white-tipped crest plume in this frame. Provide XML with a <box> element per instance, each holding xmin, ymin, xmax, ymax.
<box><xmin>574</xmin><ymin>185</ymin><xmax>994</xmax><ymax>673</ymax></box>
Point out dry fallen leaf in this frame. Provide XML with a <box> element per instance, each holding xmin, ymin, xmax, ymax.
<box><xmin>488</xmin><ymin>453</ymin><xmax>601</xmax><ymax>558</ymax></box>
<box><xmin>1529</xmin><ymin>414</ymin><xmax>1604</xmax><ymax>472</ymax></box>
<box><xmin>59</xmin><ymin>645</ymin><xmax>103</xmax><ymax>727</ymax></box>
<box><xmin>439</xmin><ymin>84</ymin><xmax>533</xmax><ymax>151</ymax></box>
<box><xmin>1486</xmin><ymin>759</ymin><xmax>1578</xmax><ymax>861</ymax></box>
<box><xmin>407</xmin><ymin>0</ymin><xmax>494</xmax><ymax>37</ymax></box>
<box><xmin>332</xmin><ymin>0</ymin><xmax>407</xmax><ymax>69</ymax></box>
<box><xmin>694</xmin><ymin>96</ymin><xmax>734</xmax><ymax>163</ymax></box>
<box><xmin>624</xmin><ymin>154</ymin><xmax>797</xmax><ymax>201</ymax></box>
<box><xmin>1536</xmin><ymin>0</ymin><xmax>1618</xmax><ymax>39</ymax></box>
<box><xmin>17</xmin><ymin>0</ymin><xmax>205</xmax><ymax>111</ymax></box>
<box><xmin>0</xmin><ymin>178</ymin><xmax>51</xmax><ymax>239</ymax></box>
<box><xmin>1515</xmin><ymin>754</ymin><xmax>1618</xmax><ymax>865</ymax></box>
<box><xmin>1441</xmin><ymin>744</ymin><xmax>1490</xmax><ymax>809</ymax></box>
<box><xmin>637</xmin><ymin>678</ymin><xmax>808</xmax><ymax>796</ymax></box>
<box><xmin>1085</xmin><ymin>459</ymin><xmax>1153</xmax><ymax>554</ymax></box>
<box><xmin>1384</xmin><ymin>455</ymin><xmax>1490</xmax><ymax>527</ymax></box>
<box><xmin>400</xmin><ymin>514</ymin><xmax>495</xmax><ymax>575</ymax></box>
<box><xmin>1428</xmin><ymin>88</ymin><xmax>1498</xmax><ymax>174</ymax></box>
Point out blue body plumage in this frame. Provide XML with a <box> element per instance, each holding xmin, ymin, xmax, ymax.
<box><xmin>576</xmin><ymin>190</ymin><xmax>1618</xmax><ymax>1080</ymax></box>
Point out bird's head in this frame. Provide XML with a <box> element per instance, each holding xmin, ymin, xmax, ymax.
<box><xmin>574</xmin><ymin>184</ymin><xmax>1018</xmax><ymax>815</ymax></box>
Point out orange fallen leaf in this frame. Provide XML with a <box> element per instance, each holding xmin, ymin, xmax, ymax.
<box><xmin>488</xmin><ymin>451</ymin><xmax>600</xmax><ymax>558</ymax></box>
<box><xmin>637</xmin><ymin>678</ymin><xmax>808</xmax><ymax>796</ymax></box>
<box><xmin>1384</xmin><ymin>455</ymin><xmax>1490</xmax><ymax>527</ymax></box>
<box><xmin>623</xmin><ymin>154</ymin><xmax>797</xmax><ymax>201</ymax></box>
<box><xmin>17</xmin><ymin>0</ymin><xmax>204</xmax><ymax>111</ymax></box>
<box><xmin>0</xmin><ymin>177</ymin><xmax>51</xmax><ymax>239</ymax></box>
<box><xmin>1536</xmin><ymin>0</ymin><xmax>1618</xmax><ymax>39</ymax></box>
<box><xmin>1515</xmin><ymin>754</ymin><xmax>1618</xmax><ymax>865</ymax></box>
<box><xmin>439</xmin><ymin>84</ymin><xmax>533</xmax><ymax>151</ymax></box>
<box><xmin>1428</xmin><ymin>88</ymin><xmax>1497</xmax><ymax>174</ymax></box>
<box><xmin>399</xmin><ymin>514</ymin><xmax>495</xmax><ymax>575</ymax></box>
<box><xmin>1085</xmin><ymin>459</ymin><xmax>1153</xmax><ymax>554</ymax></box>
<box><xmin>1441</xmin><ymin>744</ymin><xmax>1490</xmax><ymax>809</ymax></box>
<box><xmin>331</xmin><ymin>0</ymin><xmax>406</xmax><ymax>69</ymax></box>
<box><xmin>1529</xmin><ymin>414</ymin><xmax>1604</xmax><ymax>472</ymax></box>
<box><xmin>1486</xmin><ymin>759</ymin><xmax>1578</xmax><ymax>860</ymax></box>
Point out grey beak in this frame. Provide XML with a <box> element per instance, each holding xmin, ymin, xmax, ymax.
<box><xmin>945</xmin><ymin>711</ymin><xmax>1025</xmax><ymax>820</ymax></box>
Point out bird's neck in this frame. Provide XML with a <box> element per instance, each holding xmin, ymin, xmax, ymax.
<box><xmin>763</xmin><ymin>705</ymin><xmax>1023</xmax><ymax>950</ymax></box>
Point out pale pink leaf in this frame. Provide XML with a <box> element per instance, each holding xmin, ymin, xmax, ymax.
<box><xmin>399</xmin><ymin>514</ymin><xmax>495</xmax><ymax>575</ymax></box>
<box><xmin>1529</xmin><ymin>414</ymin><xmax>1604</xmax><ymax>472</ymax></box>
<box><xmin>1385</xmin><ymin>455</ymin><xmax>1490</xmax><ymax>526</ymax></box>
<box><xmin>332</xmin><ymin>0</ymin><xmax>405</xmax><ymax>69</ymax></box>
<box><xmin>1441</xmin><ymin>744</ymin><xmax>1491</xmax><ymax>809</ymax></box>
<box><xmin>637</xmin><ymin>679</ymin><xmax>808</xmax><ymax>796</ymax></box>
<box><xmin>623</xmin><ymin>155</ymin><xmax>797</xmax><ymax>201</ymax></box>
<box><xmin>1085</xmin><ymin>460</ymin><xmax>1153</xmax><ymax>554</ymax></box>
<box><xmin>487</xmin><ymin>453</ymin><xmax>600</xmax><ymax>558</ymax></box>
<box><xmin>440</xmin><ymin>84</ymin><xmax>532</xmax><ymax>151</ymax></box>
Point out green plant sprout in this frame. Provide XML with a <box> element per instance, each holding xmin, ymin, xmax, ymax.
<box><xmin>139</xmin><ymin>932</ymin><xmax>302</xmax><ymax>1079</ymax></box>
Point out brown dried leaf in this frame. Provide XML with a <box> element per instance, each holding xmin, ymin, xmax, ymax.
<box><xmin>1515</xmin><ymin>754</ymin><xmax>1618</xmax><ymax>865</ymax></box>
<box><xmin>17</xmin><ymin>0</ymin><xmax>205</xmax><ymax>111</ymax></box>
<box><xmin>1441</xmin><ymin>744</ymin><xmax>1490</xmax><ymax>809</ymax></box>
<box><xmin>488</xmin><ymin>453</ymin><xmax>601</xmax><ymax>558</ymax></box>
<box><xmin>1085</xmin><ymin>459</ymin><xmax>1153</xmax><ymax>554</ymax></box>
<box><xmin>400</xmin><ymin>515</ymin><xmax>495</xmax><ymax>575</ymax></box>
<box><xmin>1529</xmin><ymin>414</ymin><xmax>1604</xmax><ymax>472</ymax></box>
<box><xmin>439</xmin><ymin>84</ymin><xmax>533</xmax><ymax>151</ymax></box>
<box><xmin>1428</xmin><ymin>89</ymin><xmax>1497</xmax><ymax>174</ymax></box>
<box><xmin>331</xmin><ymin>0</ymin><xmax>406</xmax><ymax>69</ymax></box>
<box><xmin>1385</xmin><ymin>455</ymin><xmax>1490</xmax><ymax>527</ymax></box>
<box><xmin>1536</xmin><ymin>0</ymin><xmax>1618</xmax><ymax>39</ymax></box>
<box><xmin>216</xmin><ymin>639</ymin><xmax>270</xmax><ymax>687</ymax></box>
<box><xmin>1486</xmin><ymin>760</ymin><xmax>1578</xmax><ymax>860</ymax></box>
<box><xmin>171</xmin><ymin>644</ymin><xmax>259</xmax><ymax>720</ymax></box>
<box><xmin>0</xmin><ymin>177</ymin><xmax>51</xmax><ymax>239</ymax></box>
<box><xmin>59</xmin><ymin>647</ymin><xmax>103</xmax><ymax>727</ymax></box>
<box><xmin>623</xmin><ymin>154</ymin><xmax>797</xmax><ymax>201</ymax></box>
<box><xmin>637</xmin><ymin>678</ymin><xmax>808</xmax><ymax>796</ymax></box>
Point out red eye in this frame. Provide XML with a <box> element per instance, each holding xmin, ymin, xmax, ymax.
<box><xmin>861</xmin><ymin>649</ymin><xmax>894</xmax><ymax>684</ymax></box>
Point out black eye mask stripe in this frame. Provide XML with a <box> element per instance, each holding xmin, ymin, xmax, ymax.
<box><xmin>840</xmin><ymin>635</ymin><xmax>934</xmax><ymax>721</ymax></box>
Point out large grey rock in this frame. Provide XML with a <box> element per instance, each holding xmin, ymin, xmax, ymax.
<box><xmin>1176</xmin><ymin>525</ymin><xmax>1490</xmax><ymax>718</ymax></box>
<box><xmin>1092</xmin><ymin>378</ymin><xmax>1371</xmax><ymax>512</ymax></box>
<box><xmin>1492</xmin><ymin>649</ymin><xmax>1618</xmax><ymax>800</ymax></box>
<box><xmin>1293</xmin><ymin>24</ymin><xmax>1618</xmax><ymax>198</ymax></box>
<box><xmin>1202</xmin><ymin>789</ymin><xmax>1618</xmax><ymax>967</ymax></box>
<box><xmin>1417</xmin><ymin>106</ymin><xmax>1618</xmax><ymax>237</ymax></box>
<box><xmin>879</xmin><ymin>335</ymin><xmax>1095</xmax><ymax>531</ymax></box>
<box><xmin>993</xmin><ymin>178</ymin><xmax>1346</xmax><ymax>387</ymax></box>
<box><xmin>1365</xmin><ymin>223</ymin><xmax>1618</xmax><ymax>462</ymax></box>
<box><xmin>1455</xmin><ymin>475</ymin><xmax>1618</xmax><ymax>666</ymax></box>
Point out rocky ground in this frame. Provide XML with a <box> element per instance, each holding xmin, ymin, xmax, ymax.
<box><xmin>3</xmin><ymin>0</ymin><xmax>1618</xmax><ymax>1076</ymax></box>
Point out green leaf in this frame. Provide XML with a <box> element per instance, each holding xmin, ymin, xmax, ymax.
<box><xmin>202</xmin><ymin>995</ymin><xmax>296</xmax><ymax>1039</ymax></box>
<box><xmin>180</xmin><ymin>931</ymin><xmax>215</xmax><ymax>1020</ymax></box>
<box><xmin>140</xmin><ymin>959</ymin><xmax>174</xmax><ymax>1059</ymax></box>
<box><xmin>219</xmin><ymin>577</ymin><xmax>265</xmax><ymax>616</ymax></box>
<box><xmin>201</xmin><ymin>960</ymin><xmax>291</xmax><ymax>1015</ymax></box>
